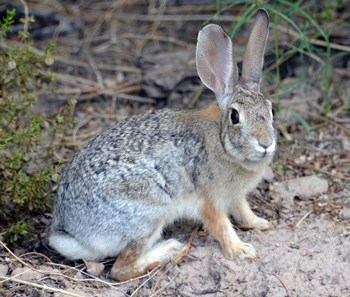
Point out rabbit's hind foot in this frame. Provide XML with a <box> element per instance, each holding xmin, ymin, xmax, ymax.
<box><xmin>110</xmin><ymin>239</ymin><xmax>185</xmax><ymax>281</ymax></box>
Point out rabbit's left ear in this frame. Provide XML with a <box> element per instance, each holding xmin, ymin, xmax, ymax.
<box><xmin>241</xmin><ymin>9</ymin><xmax>270</xmax><ymax>90</ymax></box>
<box><xmin>196</xmin><ymin>24</ymin><xmax>238</xmax><ymax>109</ymax></box>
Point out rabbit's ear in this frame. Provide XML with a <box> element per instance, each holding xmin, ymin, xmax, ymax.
<box><xmin>196</xmin><ymin>24</ymin><xmax>238</xmax><ymax>108</ymax></box>
<box><xmin>242</xmin><ymin>9</ymin><xmax>269</xmax><ymax>90</ymax></box>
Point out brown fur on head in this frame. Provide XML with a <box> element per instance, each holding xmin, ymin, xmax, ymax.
<box><xmin>193</xmin><ymin>104</ymin><xmax>221</xmax><ymax>122</ymax></box>
<box><xmin>219</xmin><ymin>85</ymin><xmax>275</xmax><ymax>166</ymax></box>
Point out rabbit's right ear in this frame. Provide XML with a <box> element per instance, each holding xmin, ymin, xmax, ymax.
<box><xmin>241</xmin><ymin>9</ymin><xmax>269</xmax><ymax>90</ymax></box>
<box><xmin>196</xmin><ymin>24</ymin><xmax>238</xmax><ymax>109</ymax></box>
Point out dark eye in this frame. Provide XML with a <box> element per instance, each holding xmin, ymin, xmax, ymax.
<box><xmin>230</xmin><ymin>109</ymin><xmax>239</xmax><ymax>124</ymax></box>
<box><xmin>272</xmin><ymin>108</ymin><xmax>275</xmax><ymax>117</ymax></box>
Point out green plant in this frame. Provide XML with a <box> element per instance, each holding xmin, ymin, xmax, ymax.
<box><xmin>0</xmin><ymin>8</ymin><xmax>15</xmax><ymax>40</ymax></box>
<box><xmin>0</xmin><ymin>9</ymin><xmax>72</xmax><ymax>245</ymax></box>
<box><xmin>4</xmin><ymin>221</ymin><xmax>33</xmax><ymax>245</ymax></box>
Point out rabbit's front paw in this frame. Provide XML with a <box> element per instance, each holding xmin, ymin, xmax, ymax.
<box><xmin>223</xmin><ymin>241</ymin><xmax>257</xmax><ymax>260</ymax></box>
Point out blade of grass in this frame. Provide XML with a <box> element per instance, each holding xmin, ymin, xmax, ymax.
<box><xmin>291</xmin><ymin>111</ymin><xmax>312</xmax><ymax>133</ymax></box>
<box><xmin>273</xmin><ymin>0</ymin><xmax>281</xmax><ymax>106</ymax></box>
<box><xmin>277</xmin><ymin>0</ymin><xmax>331</xmax><ymax>111</ymax></box>
<box><xmin>228</xmin><ymin>3</ymin><xmax>256</xmax><ymax>38</ymax></box>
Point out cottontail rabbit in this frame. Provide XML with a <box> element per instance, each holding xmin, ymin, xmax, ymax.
<box><xmin>49</xmin><ymin>9</ymin><xmax>275</xmax><ymax>281</ymax></box>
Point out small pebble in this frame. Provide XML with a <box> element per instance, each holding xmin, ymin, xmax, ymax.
<box><xmin>341</xmin><ymin>137</ymin><xmax>350</xmax><ymax>152</ymax></box>
<box><xmin>0</xmin><ymin>264</ymin><xmax>8</xmax><ymax>277</ymax></box>
<box><xmin>339</xmin><ymin>209</ymin><xmax>350</xmax><ymax>222</ymax></box>
<box><xmin>263</xmin><ymin>166</ymin><xmax>275</xmax><ymax>182</ymax></box>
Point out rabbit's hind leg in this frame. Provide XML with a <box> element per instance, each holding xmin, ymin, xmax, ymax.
<box><xmin>110</xmin><ymin>238</ymin><xmax>185</xmax><ymax>281</ymax></box>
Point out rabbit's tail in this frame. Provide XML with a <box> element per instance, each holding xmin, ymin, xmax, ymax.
<box><xmin>49</xmin><ymin>232</ymin><xmax>98</xmax><ymax>260</ymax></box>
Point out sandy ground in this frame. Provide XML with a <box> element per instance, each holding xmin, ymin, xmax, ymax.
<box><xmin>2</xmin><ymin>211</ymin><xmax>349</xmax><ymax>297</ymax></box>
<box><xmin>58</xmin><ymin>214</ymin><xmax>350</xmax><ymax>297</ymax></box>
<box><xmin>155</xmin><ymin>216</ymin><xmax>350</xmax><ymax>297</ymax></box>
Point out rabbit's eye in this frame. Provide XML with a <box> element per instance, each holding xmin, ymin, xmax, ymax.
<box><xmin>272</xmin><ymin>108</ymin><xmax>275</xmax><ymax>118</ymax></box>
<box><xmin>230</xmin><ymin>109</ymin><xmax>239</xmax><ymax>124</ymax></box>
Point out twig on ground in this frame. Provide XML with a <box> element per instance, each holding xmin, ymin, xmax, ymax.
<box><xmin>20</xmin><ymin>252</ymin><xmax>52</xmax><ymax>263</ymax></box>
<box><xmin>0</xmin><ymin>240</ymin><xmax>35</xmax><ymax>270</ymax></box>
<box><xmin>86</xmin><ymin>53</ymin><xmax>105</xmax><ymax>88</ymax></box>
<box><xmin>119</xmin><ymin>13</ymin><xmax>238</xmax><ymax>22</ymax></box>
<box><xmin>0</xmin><ymin>276</ymin><xmax>84</xmax><ymax>297</ymax></box>
<box><xmin>149</xmin><ymin>228</ymin><xmax>198</xmax><ymax>294</ymax></box>
<box><xmin>0</xmin><ymin>242</ymin><xmax>127</xmax><ymax>293</ymax></box>
<box><xmin>186</xmin><ymin>84</ymin><xmax>205</xmax><ymax>109</ymax></box>
<box><xmin>117</xmin><ymin>33</ymin><xmax>189</xmax><ymax>47</ymax></box>
<box><xmin>277</xmin><ymin>24</ymin><xmax>350</xmax><ymax>53</ymax></box>
<box><xmin>129</xmin><ymin>266</ymin><xmax>164</xmax><ymax>297</ymax></box>
<box><xmin>150</xmin><ymin>264</ymin><xmax>177</xmax><ymax>294</ymax></box>
<box><xmin>295</xmin><ymin>211</ymin><xmax>313</xmax><ymax>228</ymax></box>
<box><xmin>174</xmin><ymin>226</ymin><xmax>199</xmax><ymax>264</ymax></box>
<box><xmin>259</xmin><ymin>269</ymin><xmax>292</xmax><ymax>297</ymax></box>
<box><xmin>72</xmin><ymin>116</ymin><xmax>94</xmax><ymax>144</ymax></box>
<box><xmin>149</xmin><ymin>271</ymin><xmax>180</xmax><ymax>297</ymax></box>
<box><xmin>276</xmin><ymin>122</ymin><xmax>293</xmax><ymax>142</ymax></box>
<box><xmin>0</xmin><ymin>268</ymin><xmax>32</xmax><ymax>284</ymax></box>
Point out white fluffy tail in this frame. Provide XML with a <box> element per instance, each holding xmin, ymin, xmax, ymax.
<box><xmin>49</xmin><ymin>233</ymin><xmax>98</xmax><ymax>260</ymax></box>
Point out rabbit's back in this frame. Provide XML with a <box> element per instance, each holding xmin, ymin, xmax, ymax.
<box><xmin>50</xmin><ymin>108</ymin><xmax>212</xmax><ymax>258</ymax></box>
<box><xmin>59</xmin><ymin>108</ymin><xmax>209</xmax><ymax>201</ymax></box>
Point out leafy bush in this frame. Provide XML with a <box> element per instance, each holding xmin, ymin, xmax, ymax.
<box><xmin>0</xmin><ymin>9</ymin><xmax>71</xmax><ymax>244</ymax></box>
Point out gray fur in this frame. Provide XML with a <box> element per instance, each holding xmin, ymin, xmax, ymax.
<box><xmin>50</xmin><ymin>109</ymin><xmax>214</xmax><ymax>259</ymax></box>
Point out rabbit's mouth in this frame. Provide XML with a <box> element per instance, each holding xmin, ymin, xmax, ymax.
<box><xmin>246</xmin><ymin>152</ymin><xmax>274</xmax><ymax>163</ymax></box>
<box><xmin>259</xmin><ymin>150</ymin><xmax>274</xmax><ymax>160</ymax></box>
<box><xmin>251</xmin><ymin>139</ymin><xmax>276</xmax><ymax>159</ymax></box>
<box><xmin>244</xmin><ymin>141</ymin><xmax>276</xmax><ymax>163</ymax></box>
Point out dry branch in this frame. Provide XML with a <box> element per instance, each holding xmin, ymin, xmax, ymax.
<box><xmin>0</xmin><ymin>276</ymin><xmax>84</xmax><ymax>297</ymax></box>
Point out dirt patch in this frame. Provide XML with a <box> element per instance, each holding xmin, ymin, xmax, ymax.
<box><xmin>98</xmin><ymin>215</ymin><xmax>350</xmax><ymax>297</ymax></box>
<box><xmin>2</xmin><ymin>215</ymin><xmax>349</xmax><ymax>297</ymax></box>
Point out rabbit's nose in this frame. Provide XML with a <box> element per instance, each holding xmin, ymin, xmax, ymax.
<box><xmin>253</xmin><ymin>139</ymin><xmax>276</xmax><ymax>154</ymax></box>
<box><xmin>258</xmin><ymin>141</ymin><xmax>276</xmax><ymax>153</ymax></box>
<box><xmin>258</xmin><ymin>142</ymin><xmax>269</xmax><ymax>150</ymax></box>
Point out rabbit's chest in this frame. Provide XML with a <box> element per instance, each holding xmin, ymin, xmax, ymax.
<box><xmin>169</xmin><ymin>194</ymin><xmax>203</xmax><ymax>223</ymax></box>
<box><xmin>211</xmin><ymin>164</ymin><xmax>265</xmax><ymax>199</ymax></box>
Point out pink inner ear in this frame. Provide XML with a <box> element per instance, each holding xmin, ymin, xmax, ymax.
<box><xmin>196</xmin><ymin>25</ymin><xmax>237</xmax><ymax>96</ymax></box>
<box><xmin>207</xmin><ymin>48</ymin><xmax>223</xmax><ymax>91</ymax></box>
<box><xmin>209</xmin><ymin>32</ymin><xmax>233</xmax><ymax>91</ymax></box>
